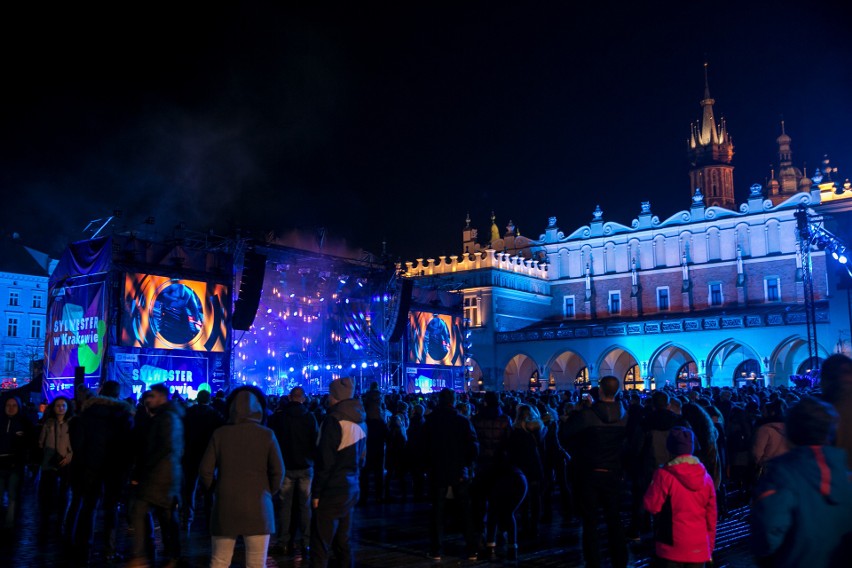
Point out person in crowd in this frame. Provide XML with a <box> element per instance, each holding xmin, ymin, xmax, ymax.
<box><xmin>483</xmin><ymin>455</ymin><xmax>527</xmax><ymax>562</ymax></box>
<box><xmin>643</xmin><ymin>427</ymin><xmax>717</xmax><ymax>567</ymax></box>
<box><xmin>563</xmin><ymin>376</ymin><xmax>628</xmax><ymax>568</ymax></box>
<box><xmin>38</xmin><ymin>396</ymin><xmax>74</xmax><ymax>523</ymax></box>
<box><xmin>68</xmin><ymin>380</ymin><xmax>134</xmax><ymax>564</ymax></box>
<box><xmin>751</xmin><ymin>396</ymin><xmax>852</xmax><ymax>567</ymax></box>
<box><xmin>0</xmin><ymin>395</ymin><xmax>33</xmax><ymax>531</ymax></box>
<box><xmin>384</xmin><ymin>409</ymin><xmax>408</xmax><ymax>502</ymax></box>
<box><xmin>752</xmin><ymin>399</ymin><xmax>789</xmax><ymax>473</ymax></box>
<box><xmin>211</xmin><ymin>390</ymin><xmax>228</xmax><ymax>417</ymax></box>
<box><xmin>507</xmin><ymin>403</ymin><xmax>545</xmax><ymax>541</ymax></box>
<box><xmin>128</xmin><ymin>383</ymin><xmax>184</xmax><ymax>568</ymax></box>
<box><xmin>200</xmin><ymin>386</ymin><xmax>285</xmax><ymax>568</ymax></box>
<box><xmin>360</xmin><ymin>381</ymin><xmax>388</xmax><ymax>505</ymax></box>
<box><xmin>406</xmin><ymin>403</ymin><xmax>428</xmax><ymax>501</ymax></box>
<box><xmin>681</xmin><ymin>403</ymin><xmax>722</xmax><ymax>490</ymax></box>
<box><xmin>725</xmin><ymin>403</ymin><xmax>755</xmax><ymax>496</ymax></box>
<box><xmin>182</xmin><ymin>389</ymin><xmax>224</xmax><ymax>526</ymax></box>
<box><xmin>269</xmin><ymin>386</ymin><xmax>318</xmax><ymax>557</ymax></box>
<box><xmin>819</xmin><ymin>353</ymin><xmax>852</xmax><ymax>468</ymax></box>
<box><xmin>311</xmin><ymin>377</ymin><xmax>367</xmax><ymax>568</ymax></box>
<box><xmin>422</xmin><ymin>388</ymin><xmax>479</xmax><ymax>561</ymax></box>
<box><xmin>540</xmin><ymin>405</ymin><xmax>570</xmax><ymax>524</ymax></box>
<box><xmin>471</xmin><ymin>391</ymin><xmax>511</xmax><ymax>546</ymax></box>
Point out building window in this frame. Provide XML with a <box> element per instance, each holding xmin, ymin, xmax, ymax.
<box><xmin>609</xmin><ymin>291</ymin><xmax>621</xmax><ymax>314</ymax></box>
<box><xmin>31</xmin><ymin>319</ymin><xmax>42</xmax><ymax>339</ymax></box>
<box><xmin>709</xmin><ymin>282</ymin><xmax>723</xmax><ymax>306</ymax></box>
<box><xmin>563</xmin><ymin>296</ymin><xmax>575</xmax><ymax>319</ymax></box>
<box><xmin>32</xmin><ymin>294</ymin><xmax>44</xmax><ymax>309</ymax></box>
<box><xmin>7</xmin><ymin>317</ymin><xmax>18</xmax><ymax>337</ymax></box>
<box><xmin>657</xmin><ymin>287</ymin><xmax>670</xmax><ymax>311</ymax></box>
<box><xmin>3</xmin><ymin>352</ymin><xmax>14</xmax><ymax>373</ymax></box>
<box><xmin>765</xmin><ymin>277</ymin><xmax>781</xmax><ymax>302</ymax></box>
<box><xmin>463</xmin><ymin>297</ymin><xmax>480</xmax><ymax>327</ymax></box>
<box><xmin>9</xmin><ymin>291</ymin><xmax>19</xmax><ymax>306</ymax></box>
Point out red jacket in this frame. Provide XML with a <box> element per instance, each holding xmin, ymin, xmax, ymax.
<box><xmin>643</xmin><ymin>455</ymin><xmax>717</xmax><ymax>563</ymax></box>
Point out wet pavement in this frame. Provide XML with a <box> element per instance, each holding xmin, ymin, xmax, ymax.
<box><xmin>0</xmin><ymin>473</ymin><xmax>757</xmax><ymax>567</ymax></box>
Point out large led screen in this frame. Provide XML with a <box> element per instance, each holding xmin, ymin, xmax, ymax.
<box><xmin>407</xmin><ymin>311</ymin><xmax>464</xmax><ymax>367</ymax></box>
<box><xmin>121</xmin><ymin>274</ymin><xmax>229</xmax><ymax>352</ymax></box>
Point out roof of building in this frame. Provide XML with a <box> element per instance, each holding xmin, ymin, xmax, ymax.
<box><xmin>0</xmin><ymin>235</ymin><xmax>50</xmax><ymax>277</ymax></box>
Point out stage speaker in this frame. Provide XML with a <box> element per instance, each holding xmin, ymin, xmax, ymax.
<box><xmin>232</xmin><ymin>249</ymin><xmax>267</xmax><ymax>331</ymax></box>
<box><xmin>387</xmin><ymin>278</ymin><xmax>414</xmax><ymax>343</ymax></box>
<box><xmin>74</xmin><ymin>366</ymin><xmax>85</xmax><ymax>388</ymax></box>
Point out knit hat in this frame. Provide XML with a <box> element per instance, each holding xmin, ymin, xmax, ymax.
<box><xmin>329</xmin><ymin>377</ymin><xmax>354</xmax><ymax>401</ymax></box>
<box><xmin>666</xmin><ymin>426</ymin><xmax>696</xmax><ymax>456</ymax></box>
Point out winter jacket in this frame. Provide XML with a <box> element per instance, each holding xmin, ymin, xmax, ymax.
<box><xmin>0</xmin><ymin>397</ymin><xmax>33</xmax><ymax>469</ymax></box>
<box><xmin>312</xmin><ymin>398</ymin><xmax>367</xmax><ymax>500</ymax></box>
<box><xmin>643</xmin><ymin>455</ymin><xmax>717</xmax><ymax>563</ymax></box>
<box><xmin>39</xmin><ymin>418</ymin><xmax>73</xmax><ymax>470</ymax></box>
<box><xmin>135</xmin><ymin>400</ymin><xmax>185</xmax><ymax>509</ymax></box>
<box><xmin>200</xmin><ymin>390</ymin><xmax>284</xmax><ymax>537</ymax></box>
<box><xmin>565</xmin><ymin>400</ymin><xmax>627</xmax><ymax>474</ymax></box>
<box><xmin>77</xmin><ymin>395</ymin><xmax>134</xmax><ymax>476</ymax></box>
<box><xmin>183</xmin><ymin>403</ymin><xmax>224</xmax><ymax>468</ymax></box>
<box><xmin>752</xmin><ymin>445</ymin><xmax>852</xmax><ymax>568</ymax></box>
<box><xmin>422</xmin><ymin>405</ymin><xmax>479</xmax><ymax>486</ymax></box>
<box><xmin>471</xmin><ymin>405</ymin><xmax>511</xmax><ymax>472</ymax></box>
<box><xmin>751</xmin><ymin>420</ymin><xmax>789</xmax><ymax>467</ymax></box>
<box><xmin>642</xmin><ymin>409</ymin><xmax>688</xmax><ymax>474</ymax></box>
<box><xmin>269</xmin><ymin>401</ymin><xmax>318</xmax><ymax>471</ymax></box>
<box><xmin>508</xmin><ymin>426</ymin><xmax>545</xmax><ymax>483</ymax></box>
<box><xmin>362</xmin><ymin>388</ymin><xmax>386</xmax><ymax>422</ymax></box>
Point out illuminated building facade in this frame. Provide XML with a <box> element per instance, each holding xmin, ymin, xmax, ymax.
<box><xmin>404</xmin><ymin>86</ymin><xmax>852</xmax><ymax>392</ymax></box>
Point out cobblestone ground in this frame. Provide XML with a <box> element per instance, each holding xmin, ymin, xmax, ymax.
<box><xmin>0</xmin><ymin>474</ymin><xmax>756</xmax><ymax>567</ymax></box>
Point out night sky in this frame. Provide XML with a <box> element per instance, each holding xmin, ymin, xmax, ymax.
<box><xmin>2</xmin><ymin>2</ymin><xmax>850</xmax><ymax>263</ymax></box>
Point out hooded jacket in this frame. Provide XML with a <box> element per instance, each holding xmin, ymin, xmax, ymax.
<box><xmin>200</xmin><ymin>390</ymin><xmax>284</xmax><ymax>537</ymax></box>
<box><xmin>643</xmin><ymin>455</ymin><xmax>717</xmax><ymax>563</ymax></box>
<box><xmin>135</xmin><ymin>399</ymin><xmax>185</xmax><ymax>508</ymax></box>
<box><xmin>751</xmin><ymin>445</ymin><xmax>852</xmax><ymax>568</ymax></box>
<box><xmin>312</xmin><ymin>397</ymin><xmax>367</xmax><ymax>500</ymax></box>
<box><xmin>566</xmin><ymin>400</ymin><xmax>627</xmax><ymax>473</ymax></box>
<box><xmin>269</xmin><ymin>400</ymin><xmax>318</xmax><ymax>471</ymax></box>
<box><xmin>752</xmin><ymin>420</ymin><xmax>789</xmax><ymax>467</ymax></box>
<box><xmin>77</xmin><ymin>395</ymin><xmax>134</xmax><ymax>475</ymax></box>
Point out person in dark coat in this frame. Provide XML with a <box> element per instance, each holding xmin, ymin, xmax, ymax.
<box><xmin>129</xmin><ymin>383</ymin><xmax>184</xmax><ymax>567</ymax></box>
<box><xmin>67</xmin><ymin>381</ymin><xmax>134</xmax><ymax>563</ymax></box>
<box><xmin>181</xmin><ymin>389</ymin><xmax>224</xmax><ymax>525</ymax></box>
<box><xmin>310</xmin><ymin>377</ymin><xmax>367</xmax><ymax>568</ymax></box>
<box><xmin>751</xmin><ymin>396</ymin><xmax>852</xmax><ymax>568</ymax></box>
<box><xmin>507</xmin><ymin>403</ymin><xmax>545</xmax><ymax>541</ymax></box>
<box><xmin>564</xmin><ymin>376</ymin><xmax>628</xmax><ymax>568</ymax></box>
<box><xmin>471</xmin><ymin>391</ymin><xmax>511</xmax><ymax>542</ymax></box>
<box><xmin>200</xmin><ymin>386</ymin><xmax>284</xmax><ymax>568</ymax></box>
<box><xmin>422</xmin><ymin>388</ymin><xmax>480</xmax><ymax>561</ymax></box>
<box><xmin>0</xmin><ymin>395</ymin><xmax>33</xmax><ymax>530</ymax></box>
<box><xmin>359</xmin><ymin>382</ymin><xmax>388</xmax><ymax>505</ymax></box>
<box><xmin>269</xmin><ymin>386</ymin><xmax>318</xmax><ymax>556</ymax></box>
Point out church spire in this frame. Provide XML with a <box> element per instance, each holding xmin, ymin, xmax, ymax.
<box><xmin>699</xmin><ymin>62</ymin><xmax>719</xmax><ymax>145</ymax></box>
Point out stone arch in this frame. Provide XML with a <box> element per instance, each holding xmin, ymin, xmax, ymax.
<box><xmin>648</xmin><ymin>342</ymin><xmax>699</xmax><ymax>385</ymax></box>
<box><xmin>705</xmin><ymin>338</ymin><xmax>761</xmax><ymax>387</ymax></box>
<box><xmin>503</xmin><ymin>353</ymin><xmax>538</xmax><ymax>392</ymax></box>
<box><xmin>769</xmin><ymin>335</ymin><xmax>831</xmax><ymax>385</ymax></box>
<box><xmin>596</xmin><ymin>345</ymin><xmax>640</xmax><ymax>387</ymax></box>
<box><xmin>546</xmin><ymin>350</ymin><xmax>588</xmax><ymax>391</ymax></box>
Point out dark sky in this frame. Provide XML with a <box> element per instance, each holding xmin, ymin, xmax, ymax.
<box><xmin>2</xmin><ymin>2</ymin><xmax>851</xmax><ymax>262</ymax></box>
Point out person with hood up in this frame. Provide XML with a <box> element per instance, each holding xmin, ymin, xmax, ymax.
<box><xmin>643</xmin><ymin>427</ymin><xmax>717</xmax><ymax>567</ymax></box>
<box><xmin>751</xmin><ymin>399</ymin><xmax>789</xmax><ymax>473</ymax></box>
<box><xmin>563</xmin><ymin>375</ymin><xmax>628</xmax><ymax>568</ymax></box>
<box><xmin>0</xmin><ymin>395</ymin><xmax>33</xmax><ymax>530</ymax></box>
<box><xmin>310</xmin><ymin>377</ymin><xmax>367</xmax><ymax>568</ymax></box>
<box><xmin>128</xmin><ymin>383</ymin><xmax>185</xmax><ymax>568</ymax></box>
<box><xmin>751</xmin><ymin>396</ymin><xmax>852</xmax><ymax>568</ymax></box>
<box><xmin>200</xmin><ymin>386</ymin><xmax>284</xmax><ymax>568</ymax></box>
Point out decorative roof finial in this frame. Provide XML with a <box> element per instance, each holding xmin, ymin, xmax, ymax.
<box><xmin>465</xmin><ymin>212</ymin><xmax>471</xmax><ymax>229</ymax></box>
<box><xmin>592</xmin><ymin>205</ymin><xmax>603</xmax><ymax>221</ymax></box>
<box><xmin>703</xmin><ymin>60</ymin><xmax>711</xmax><ymax>101</ymax></box>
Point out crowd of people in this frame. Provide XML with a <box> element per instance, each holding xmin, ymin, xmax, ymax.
<box><xmin>0</xmin><ymin>353</ymin><xmax>851</xmax><ymax>567</ymax></box>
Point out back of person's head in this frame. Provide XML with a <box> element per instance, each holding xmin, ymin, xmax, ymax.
<box><xmin>369</xmin><ymin>381</ymin><xmax>380</xmax><ymax>391</ymax></box>
<box><xmin>820</xmin><ymin>354</ymin><xmax>852</xmax><ymax>404</ymax></box>
<box><xmin>100</xmin><ymin>380</ymin><xmax>121</xmax><ymax>399</ymax></box>
<box><xmin>196</xmin><ymin>389</ymin><xmax>211</xmax><ymax>405</ymax></box>
<box><xmin>652</xmin><ymin>390</ymin><xmax>670</xmax><ymax>410</ymax></box>
<box><xmin>150</xmin><ymin>383</ymin><xmax>170</xmax><ymax>397</ymax></box>
<box><xmin>289</xmin><ymin>386</ymin><xmax>306</xmax><ymax>403</ymax></box>
<box><xmin>484</xmin><ymin>391</ymin><xmax>500</xmax><ymax>408</ymax></box>
<box><xmin>598</xmin><ymin>376</ymin><xmax>620</xmax><ymax>399</ymax></box>
<box><xmin>455</xmin><ymin>402</ymin><xmax>471</xmax><ymax>418</ymax></box>
<box><xmin>438</xmin><ymin>388</ymin><xmax>456</xmax><ymax>408</ymax></box>
<box><xmin>786</xmin><ymin>396</ymin><xmax>838</xmax><ymax>446</ymax></box>
<box><xmin>765</xmin><ymin>399</ymin><xmax>786</xmax><ymax>419</ymax></box>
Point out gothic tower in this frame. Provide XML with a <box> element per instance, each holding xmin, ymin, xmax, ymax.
<box><xmin>687</xmin><ymin>64</ymin><xmax>735</xmax><ymax>209</ymax></box>
<box><xmin>766</xmin><ymin>120</ymin><xmax>806</xmax><ymax>205</ymax></box>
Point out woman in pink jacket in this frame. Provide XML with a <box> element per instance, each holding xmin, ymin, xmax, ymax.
<box><xmin>643</xmin><ymin>427</ymin><xmax>717</xmax><ymax>567</ymax></box>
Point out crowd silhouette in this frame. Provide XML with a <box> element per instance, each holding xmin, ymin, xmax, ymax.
<box><xmin>0</xmin><ymin>354</ymin><xmax>851</xmax><ymax>567</ymax></box>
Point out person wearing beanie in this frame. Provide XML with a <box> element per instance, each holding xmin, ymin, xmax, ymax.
<box><xmin>310</xmin><ymin>377</ymin><xmax>367</xmax><ymax>568</ymax></box>
<box><xmin>643</xmin><ymin>426</ymin><xmax>717</xmax><ymax>567</ymax></box>
<box><xmin>751</xmin><ymin>397</ymin><xmax>852</xmax><ymax>568</ymax></box>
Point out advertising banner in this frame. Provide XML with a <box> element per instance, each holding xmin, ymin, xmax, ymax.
<box><xmin>120</xmin><ymin>274</ymin><xmax>229</xmax><ymax>352</ymax></box>
<box><xmin>110</xmin><ymin>350</ymin><xmax>217</xmax><ymax>400</ymax></box>
<box><xmin>44</xmin><ymin>281</ymin><xmax>107</xmax><ymax>382</ymax></box>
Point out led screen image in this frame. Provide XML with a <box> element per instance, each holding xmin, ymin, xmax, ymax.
<box><xmin>407</xmin><ymin>311</ymin><xmax>464</xmax><ymax>366</ymax></box>
<box><xmin>121</xmin><ymin>274</ymin><xmax>229</xmax><ymax>352</ymax></box>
